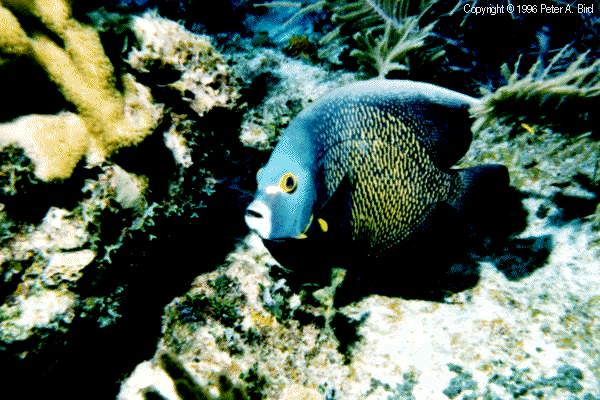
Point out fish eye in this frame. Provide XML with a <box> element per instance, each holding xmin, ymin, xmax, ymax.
<box><xmin>279</xmin><ymin>172</ymin><xmax>297</xmax><ymax>193</ymax></box>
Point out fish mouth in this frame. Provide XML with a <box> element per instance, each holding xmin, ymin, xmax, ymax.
<box><xmin>245</xmin><ymin>200</ymin><xmax>272</xmax><ymax>239</ymax></box>
<box><xmin>245</xmin><ymin>200</ymin><xmax>315</xmax><ymax>241</ymax></box>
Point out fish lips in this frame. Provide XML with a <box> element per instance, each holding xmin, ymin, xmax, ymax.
<box><xmin>245</xmin><ymin>195</ymin><xmax>313</xmax><ymax>240</ymax></box>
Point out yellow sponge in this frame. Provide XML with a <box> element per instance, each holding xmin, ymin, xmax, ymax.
<box><xmin>0</xmin><ymin>0</ymin><xmax>163</xmax><ymax>181</ymax></box>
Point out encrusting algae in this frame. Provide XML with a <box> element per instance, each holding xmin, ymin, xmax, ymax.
<box><xmin>0</xmin><ymin>0</ymin><xmax>163</xmax><ymax>181</ymax></box>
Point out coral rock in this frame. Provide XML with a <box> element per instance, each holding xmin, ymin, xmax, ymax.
<box><xmin>128</xmin><ymin>12</ymin><xmax>239</xmax><ymax>118</ymax></box>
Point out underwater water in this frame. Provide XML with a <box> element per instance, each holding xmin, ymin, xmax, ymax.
<box><xmin>0</xmin><ymin>0</ymin><xmax>598</xmax><ymax>399</ymax></box>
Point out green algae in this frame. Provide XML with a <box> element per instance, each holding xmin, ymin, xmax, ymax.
<box><xmin>171</xmin><ymin>274</ymin><xmax>245</xmax><ymax>328</ymax></box>
<box><xmin>367</xmin><ymin>371</ymin><xmax>418</xmax><ymax>400</ymax></box>
<box><xmin>444</xmin><ymin>364</ymin><xmax>478</xmax><ymax>399</ymax></box>
<box><xmin>239</xmin><ymin>362</ymin><xmax>269</xmax><ymax>400</ymax></box>
<box><xmin>0</xmin><ymin>145</ymin><xmax>39</xmax><ymax>199</ymax></box>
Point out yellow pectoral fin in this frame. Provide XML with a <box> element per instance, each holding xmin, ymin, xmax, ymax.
<box><xmin>318</xmin><ymin>218</ymin><xmax>328</xmax><ymax>233</ymax></box>
<box><xmin>296</xmin><ymin>233</ymin><xmax>308</xmax><ymax>239</ymax></box>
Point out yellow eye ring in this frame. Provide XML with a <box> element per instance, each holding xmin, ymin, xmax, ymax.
<box><xmin>279</xmin><ymin>172</ymin><xmax>298</xmax><ymax>193</ymax></box>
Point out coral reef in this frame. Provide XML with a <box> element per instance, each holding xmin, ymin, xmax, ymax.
<box><xmin>119</xmin><ymin>17</ymin><xmax>599</xmax><ymax>396</ymax></box>
<box><xmin>325</xmin><ymin>0</ymin><xmax>441</xmax><ymax>77</ymax></box>
<box><xmin>120</xmin><ymin>220</ymin><xmax>599</xmax><ymax>398</ymax></box>
<box><xmin>118</xmin><ymin>235</ymin><xmax>345</xmax><ymax>399</ymax></box>
<box><xmin>351</xmin><ymin>14</ymin><xmax>439</xmax><ymax>77</ymax></box>
<box><xmin>0</xmin><ymin>0</ymin><xmax>163</xmax><ymax>181</ymax></box>
<box><xmin>461</xmin><ymin>49</ymin><xmax>599</xmax><ymax>229</ymax></box>
<box><xmin>0</xmin><ymin>165</ymin><xmax>146</xmax><ymax>343</ymax></box>
<box><xmin>0</xmin><ymin>1</ymin><xmax>598</xmax><ymax>399</ymax></box>
<box><xmin>127</xmin><ymin>12</ymin><xmax>239</xmax><ymax>118</ymax></box>
<box><xmin>0</xmin><ymin>9</ymin><xmax>241</xmax><ymax>398</ymax></box>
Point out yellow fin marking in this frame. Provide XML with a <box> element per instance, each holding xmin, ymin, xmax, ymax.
<box><xmin>318</xmin><ymin>218</ymin><xmax>328</xmax><ymax>233</ymax></box>
<box><xmin>521</xmin><ymin>123</ymin><xmax>535</xmax><ymax>135</ymax></box>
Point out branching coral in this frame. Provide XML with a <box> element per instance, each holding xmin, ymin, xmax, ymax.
<box><xmin>472</xmin><ymin>47</ymin><xmax>600</xmax><ymax>133</ymax></box>
<box><xmin>0</xmin><ymin>0</ymin><xmax>163</xmax><ymax>181</ymax></box>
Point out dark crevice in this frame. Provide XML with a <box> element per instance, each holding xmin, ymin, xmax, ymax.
<box><xmin>0</xmin><ymin>258</ymin><xmax>34</xmax><ymax>304</ymax></box>
<box><xmin>239</xmin><ymin>72</ymin><xmax>282</xmax><ymax>109</ymax></box>
<box><xmin>492</xmin><ymin>235</ymin><xmax>553</xmax><ymax>281</ymax></box>
<box><xmin>110</xmin><ymin>121</ymin><xmax>177</xmax><ymax>201</ymax></box>
<box><xmin>551</xmin><ymin>192</ymin><xmax>598</xmax><ymax>223</ymax></box>
<box><xmin>0</xmin><ymin>146</ymin><xmax>96</xmax><ymax>224</ymax></box>
<box><xmin>331</xmin><ymin>312</ymin><xmax>368</xmax><ymax>364</ymax></box>
<box><xmin>0</xmin><ymin>59</ymin><xmax>70</xmax><ymax>123</ymax></box>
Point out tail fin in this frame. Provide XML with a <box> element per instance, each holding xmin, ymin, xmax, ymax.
<box><xmin>451</xmin><ymin>164</ymin><xmax>510</xmax><ymax>223</ymax></box>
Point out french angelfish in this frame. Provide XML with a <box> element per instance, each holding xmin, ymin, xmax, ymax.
<box><xmin>245</xmin><ymin>79</ymin><xmax>509</xmax><ymax>256</ymax></box>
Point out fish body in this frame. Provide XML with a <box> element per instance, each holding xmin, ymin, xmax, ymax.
<box><xmin>245</xmin><ymin>79</ymin><xmax>508</xmax><ymax>256</ymax></box>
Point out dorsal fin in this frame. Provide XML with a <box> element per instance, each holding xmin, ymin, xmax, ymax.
<box><xmin>412</xmin><ymin>96</ymin><xmax>474</xmax><ymax>168</ymax></box>
<box><xmin>316</xmin><ymin>80</ymin><xmax>478</xmax><ymax>169</ymax></box>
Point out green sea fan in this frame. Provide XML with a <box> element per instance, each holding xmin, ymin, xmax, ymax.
<box><xmin>472</xmin><ymin>47</ymin><xmax>600</xmax><ymax>133</ymax></box>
